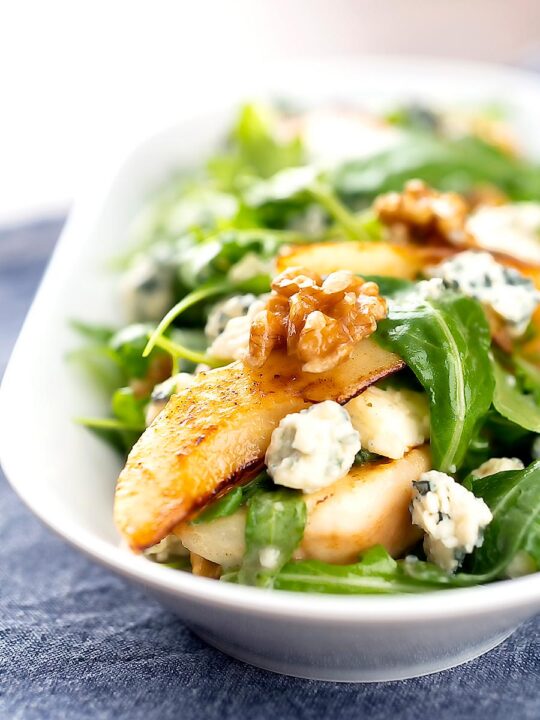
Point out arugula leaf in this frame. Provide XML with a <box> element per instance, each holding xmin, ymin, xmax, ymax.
<box><xmin>112</xmin><ymin>387</ymin><xmax>146</xmax><ymax>429</ymax></box>
<box><xmin>468</xmin><ymin>461</ymin><xmax>540</xmax><ymax>577</ymax></box>
<box><xmin>514</xmin><ymin>355</ymin><xmax>540</xmax><ymax>401</ymax></box>
<box><xmin>237</xmin><ymin>489</ymin><xmax>307</xmax><ymax>587</ymax></box>
<box><xmin>492</xmin><ymin>359</ymin><xmax>540</xmax><ymax>432</ymax></box>
<box><xmin>192</xmin><ymin>488</ymin><xmax>244</xmax><ymax>525</ymax></box>
<box><xmin>68</xmin><ymin>320</ymin><xmax>126</xmax><ymax>394</ymax></box>
<box><xmin>177</xmin><ymin>230</ymin><xmax>284</xmax><ymax>290</ymax></box>
<box><xmin>67</xmin><ymin>345</ymin><xmax>125</xmax><ymax>396</ymax></box>
<box><xmin>110</xmin><ymin>324</ymin><xmax>157</xmax><ymax>379</ymax></box>
<box><xmin>362</xmin><ymin>276</ymin><xmax>414</xmax><ymax>297</ymax></box>
<box><xmin>232</xmin><ymin>104</ymin><xmax>304</xmax><ymax>179</ymax></box>
<box><xmin>209</xmin><ymin>103</ymin><xmax>304</xmax><ymax>189</ymax></box>
<box><xmin>162</xmin><ymin>557</ymin><xmax>192</xmax><ymax>571</ymax></box>
<box><xmin>75</xmin><ymin>416</ymin><xmax>145</xmax><ymax>454</ymax></box>
<box><xmin>191</xmin><ymin>471</ymin><xmax>272</xmax><ymax>525</ymax></box>
<box><xmin>333</xmin><ymin>135</ymin><xmax>540</xmax><ymax>202</ymax></box>
<box><xmin>70</xmin><ymin>319</ymin><xmax>116</xmax><ymax>343</ymax></box>
<box><xmin>78</xmin><ymin>386</ymin><xmax>146</xmax><ymax>454</ymax></box>
<box><xmin>246</xmin><ymin>169</ymin><xmax>377</xmax><ymax>241</ymax></box>
<box><xmin>376</xmin><ymin>293</ymin><xmax>494</xmax><ymax>472</ymax></box>
<box><xmin>224</xmin><ymin>546</ymin><xmax>475</xmax><ymax>594</ymax></box>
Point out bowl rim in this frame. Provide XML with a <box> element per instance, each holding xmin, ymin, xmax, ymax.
<box><xmin>2</xmin><ymin>54</ymin><xmax>540</xmax><ymax>624</ymax></box>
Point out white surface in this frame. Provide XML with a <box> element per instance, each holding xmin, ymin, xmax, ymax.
<box><xmin>1</xmin><ymin>58</ymin><xmax>540</xmax><ymax>681</ymax></box>
<box><xmin>3</xmin><ymin>0</ymin><xmax>540</xmax><ymax>222</ymax></box>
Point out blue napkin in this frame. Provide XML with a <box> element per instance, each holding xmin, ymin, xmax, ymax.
<box><xmin>0</xmin><ymin>219</ymin><xmax>538</xmax><ymax>720</ymax></box>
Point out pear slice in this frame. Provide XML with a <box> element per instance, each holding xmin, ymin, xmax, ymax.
<box><xmin>277</xmin><ymin>240</ymin><xmax>423</xmax><ymax>278</ymax></box>
<box><xmin>114</xmin><ymin>338</ymin><xmax>403</xmax><ymax>550</ymax></box>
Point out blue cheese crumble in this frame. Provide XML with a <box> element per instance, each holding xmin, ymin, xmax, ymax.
<box><xmin>265</xmin><ymin>401</ymin><xmax>361</xmax><ymax>493</ymax></box>
<box><xmin>121</xmin><ymin>251</ymin><xmax>175</xmax><ymax>322</ymax></box>
<box><xmin>205</xmin><ymin>294</ymin><xmax>259</xmax><ymax>340</ymax></box>
<box><xmin>430</xmin><ymin>250</ymin><xmax>540</xmax><ymax>336</ymax></box>
<box><xmin>346</xmin><ymin>386</ymin><xmax>430</xmax><ymax>459</ymax></box>
<box><xmin>410</xmin><ymin>470</ymin><xmax>493</xmax><ymax>572</ymax></box>
<box><xmin>472</xmin><ymin>456</ymin><xmax>524</xmax><ymax>479</ymax></box>
<box><xmin>206</xmin><ymin>295</ymin><xmax>268</xmax><ymax>361</ymax></box>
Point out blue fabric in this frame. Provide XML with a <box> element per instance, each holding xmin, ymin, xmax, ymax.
<box><xmin>0</xmin><ymin>218</ymin><xmax>538</xmax><ymax>720</ymax></box>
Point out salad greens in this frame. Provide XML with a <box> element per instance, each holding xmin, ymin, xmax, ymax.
<box><xmin>333</xmin><ymin>135</ymin><xmax>540</xmax><ymax>203</ymax></box>
<box><xmin>375</xmin><ymin>293</ymin><xmax>494</xmax><ymax>473</ymax></box>
<box><xmin>492</xmin><ymin>359</ymin><xmax>540</xmax><ymax>433</ymax></box>
<box><xmin>224</xmin><ymin>461</ymin><xmax>540</xmax><ymax>593</ymax></box>
<box><xmin>191</xmin><ymin>471</ymin><xmax>272</xmax><ymax>525</ymax></box>
<box><xmin>237</xmin><ymin>489</ymin><xmax>307</xmax><ymax>588</ymax></box>
<box><xmin>468</xmin><ymin>461</ymin><xmax>540</xmax><ymax>576</ymax></box>
<box><xmin>223</xmin><ymin>546</ymin><xmax>467</xmax><ymax>594</ymax></box>
<box><xmin>74</xmin><ymin>100</ymin><xmax>540</xmax><ymax>594</ymax></box>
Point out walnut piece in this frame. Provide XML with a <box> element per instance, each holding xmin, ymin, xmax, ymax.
<box><xmin>246</xmin><ymin>267</ymin><xmax>387</xmax><ymax>372</ymax></box>
<box><xmin>374</xmin><ymin>179</ymin><xmax>472</xmax><ymax>246</ymax></box>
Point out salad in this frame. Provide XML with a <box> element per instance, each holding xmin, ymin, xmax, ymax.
<box><xmin>75</xmin><ymin>102</ymin><xmax>540</xmax><ymax>593</ymax></box>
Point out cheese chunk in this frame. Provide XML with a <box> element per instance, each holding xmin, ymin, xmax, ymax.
<box><xmin>411</xmin><ymin>470</ymin><xmax>492</xmax><ymax>572</ymax></box>
<box><xmin>265</xmin><ymin>401</ymin><xmax>360</xmax><ymax>493</ymax></box>
<box><xmin>346</xmin><ymin>386</ymin><xmax>429</xmax><ymax>459</ymax></box>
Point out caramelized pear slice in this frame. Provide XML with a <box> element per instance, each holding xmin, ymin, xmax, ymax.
<box><xmin>276</xmin><ymin>241</ymin><xmax>423</xmax><ymax>278</ymax></box>
<box><xmin>299</xmin><ymin>445</ymin><xmax>430</xmax><ymax>563</ymax></box>
<box><xmin>114</xmin><ymin>338</ymin><xmax>403</xmax><ymax>550</ymax></box>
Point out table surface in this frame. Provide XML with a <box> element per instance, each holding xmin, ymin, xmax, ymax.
<box><xmin>0</xmin><ymin>218</ymin><xmax>539</xmax><ymax>720</ymax></box>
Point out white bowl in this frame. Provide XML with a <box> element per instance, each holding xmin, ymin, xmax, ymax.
<box><xmin>1</xmin><ymin>58</ymin><xmax>540</xmax><ymax>682</ymax></box>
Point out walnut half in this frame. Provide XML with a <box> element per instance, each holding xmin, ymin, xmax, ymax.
<box><xmin>374</xmin><ymin>179</ymin><xmax>472</xmax><ymax>246</ymax></box>
<box><xmin>246</xmin><ymin>267</ymin><xmax>387</xmax><ymax>373</ymax></box>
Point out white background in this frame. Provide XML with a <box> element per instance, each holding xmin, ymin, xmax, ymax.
<box><xmin>2</xmin><ymin>0</ymin><xmax>540</xmax><ymax>223</ymax></box>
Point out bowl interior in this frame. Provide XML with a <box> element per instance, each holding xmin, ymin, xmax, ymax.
<box><xmin>2</xmin><ymin>57</ymin><xmax>540</xmax><ymax>618</ymax></box>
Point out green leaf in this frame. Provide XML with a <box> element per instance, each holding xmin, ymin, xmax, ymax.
<box><xmin>110</xmin><ymin>323</ymin><xmax>156</xmax><ymax>379</ymax></box>
<box><xmin>274</xmin><ymin>547</ymin><xmax>407</xmax><ymax>594</ymax></box>
<box><xmin>514</xmin><ymin>354</ymin><xmax>540</xmax><ymax>403</ymax></box>
<box><xmin>246</xmin><ymin>171</ymin><xmax>377</xmax><ymax>242</ymax></box>
<box><xmin>177</xmin><ymin>230</ymin><xmax>282</xmax><ymax>290</ymax></box>
<box><xmin>143</xmin><ymin>282</ymin><xmax>232</xmax><ymax>358</ymax></box>
<box><xmin>67</xmin><ymin>345</ymin><xmax>125</xmax><ymax>395</ymax></box>
<box><xmin>228</xmin><ymin>546</ymin><xmax>474</xmax><ymax>594</ymax></box>
<box><xmin>191</xmin><ymin>488</ymin><xmax>244</xmax><ymax>525</ymax></box>
<box><xmin>492</xmin><ymin>359</ymin><xmax>540</xmax><ymax>432</ymax></box>
<box><xmin>208</xmin><ymin>104</ymin><xmax>304</xmax><ymax>191</ymax></box>
<box><xmin>376</xmin><ymin>293</ymin><xmax>494</xmax><ymax>472</ymax></box>
<box><xmin>362</xmin><ymin>276</ymin><xmax>414</xmax><ymax>297</ymax></box>
<box><xmin>75</xmin><ymin>416</ymin><xmax>144</xmax><ymax>454</ymax></box>
<box><xmin>70</xmin><ymin>319</ymin><xmax>116</xmax><ymax>343</ymax></box>
<box><xmin>230</xmin><ymin>103</ymin><xmax>304</xmax><ymax>180</ymax></box>
<box><xmin>237</xmin><ymin>489</ymin><xmax>307</xmax><ymax>587</ymax></box>
<box><xmin>162</xmin><ymin>557</ymin><xmax>192</xmax><ymax>571</ymax></box>
<box><xmin>333</xmin><ymin>135</ymin><xmax>540</xmax><ymax>202</ymax></box>
<box><xmin>191</xmin><ymin>471</ymin><xmax>273</xmax><ymax>525</ymax></box>
<box><xmin>468</xmin><ymin>461</ymin><xmax>540</xmax><ymax>577</ymax></box>
<box><xmin>111</xmin><ymin>387</ymin><xmax>146</xmax><ymax>428</ymax></box>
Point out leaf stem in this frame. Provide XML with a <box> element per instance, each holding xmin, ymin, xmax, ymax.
<box><xmin>152</xmin><ymin>335</ymin><xmax>226</xmax><ymax>368</ymax></box>
<box><xmin>75</xmin><ymin>417</ymin><xmax>145</xmax><ymax>431</ymax></box>
<box><xmin>143</xmin><ymin>282</ymin><xmax>231</xmax><ymax>357</ymax></box>
<box><xmin>309</xmin><ymin>184</ymin><xmax>371</xmax><ymax>242</ymax></box>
